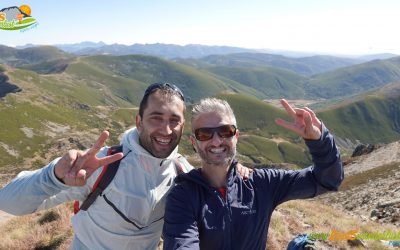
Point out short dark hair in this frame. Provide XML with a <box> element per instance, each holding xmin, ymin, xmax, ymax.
<box><xmin>139</xmin><ymin>82</ymin><xmax>185</xmax><ymax>117</ymax></box>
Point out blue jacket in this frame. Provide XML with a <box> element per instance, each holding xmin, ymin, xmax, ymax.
<box><xmin>163</xmin><ymin>125</ymin><xmax>343</xmax><ymax>250</ymax></box>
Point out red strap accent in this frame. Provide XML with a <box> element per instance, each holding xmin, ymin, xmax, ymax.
<box><xmin>73</xmin><ymin>200</ymin><xmax>80</xmax><ymax>214</ymax></box>
<box><xmin>73</xmin><ymin>147</ymin><xmax>113</xmax><ymax>214</ymax></box>
<box><xmin>217</xmin><ymin>187</ymin><xmax>227</xmax><ymax>199</ymax></box>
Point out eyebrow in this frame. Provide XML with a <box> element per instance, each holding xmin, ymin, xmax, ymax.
<box><xmin>148</xmin><ymin>111</ymin><xmax>183</xmax><ymax>119</ymax></box>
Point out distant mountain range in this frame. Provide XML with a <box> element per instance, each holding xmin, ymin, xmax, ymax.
<box><xmin>0</xmin><ymin>44</ymin><xmax>400</xmax><ymax>165</ymax></box>
<box><xmin>14</xmin><ymin>41</ymin><xmax>398</xmax><ymax>61</ymax></box>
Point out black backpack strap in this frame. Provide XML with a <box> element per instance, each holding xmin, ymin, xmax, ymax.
<box><xmin>79</xmin><ymin>145</ymin><xmax>124</xmax><ymax>211</ymax></box>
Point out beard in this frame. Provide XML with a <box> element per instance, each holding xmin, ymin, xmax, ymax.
<box><xmin>138</xmin><ymin>129</ymin><xmax>181</xmax><ymax>158</ymax></box>
<box><xmin>196</xmin><ymin>144</ymin><xmax>236</xmax><ymax>168</ymax></box>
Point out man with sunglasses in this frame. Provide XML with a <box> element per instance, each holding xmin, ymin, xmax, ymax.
<box><xmin>163</xmin><ymin>98</ymin><xmax>343</xmax><ymax>250</ymax></box>
<box><xmin>0</xmin><ymin>83</ymin><xmax>199</xmax><ymax>249</ymax></box>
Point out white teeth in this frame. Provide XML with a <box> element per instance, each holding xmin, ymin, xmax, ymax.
<box><xmin>210</xmin><ymin>147</ymin><xmax>225</xmax><ymax>153</ymax></box>
<box><xmin>155</xmin><ymin>137</ymin><xmax>171</xmax><ymax>145</ymax></box>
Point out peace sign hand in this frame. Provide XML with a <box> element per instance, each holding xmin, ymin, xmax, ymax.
<box><xmin>54</xmin><ymin>131</ymin><xmax>124</xmax><ymax>186</ymax></box>
<box><xmin>275</xmin><ymin>99</ymin><xmax>322</xmax><ymax>140</ymax></box>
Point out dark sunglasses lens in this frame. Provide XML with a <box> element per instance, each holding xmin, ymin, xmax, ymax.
<box><xmin>195</xmin><ymin>128</ymin><xmax>214</xmax><ymax>141</ymax></box>
<box><xmin>218</xmin><ymin>125</ymin><xmax>236</xmax><ymax>138</ymax></box>
<box><xmin>195</xmin><ymin>125</ymin><xmax>236</xmax><ymax>141</ymax></box>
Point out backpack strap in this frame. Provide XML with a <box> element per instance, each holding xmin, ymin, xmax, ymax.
<box><xmin>74</xmin><ymin>145</ymin><xmax>124</xmax><ymax>214</ymax></box>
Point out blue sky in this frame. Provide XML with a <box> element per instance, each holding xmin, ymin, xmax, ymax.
<box><xmin>1</xmin><ymin>0</ymin><xmax>399</xmax><ymax>55</ymax></box>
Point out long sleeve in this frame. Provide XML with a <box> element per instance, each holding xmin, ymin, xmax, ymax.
<box><xmin>256</xmin><ymin>123</ymin><xmax>344</xmax><ymax>206</ymax></box>
<box><xmin>0</xmin><ymin>158</ymin><xmax>73</xmax><ymax>215</ymax></box>
<box><xmin>0</xmin><ymin>147</ymin><xmax>109</xmax><ymax>215</ymax></box>
<box><xmin>163</xmin><ymin>184</ymin><xmax>200</xmax><ymax>250</ymax></box>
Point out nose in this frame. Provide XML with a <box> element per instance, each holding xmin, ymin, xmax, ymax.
<box><xmin>159</xmin><ymin>121</ymin><xmax>173</xmax><ymax>135</ymax></box>
<box><xmin>209</xmin><ymin>132</ymin><xmax>223</xmax><ymax>146</ymax></box>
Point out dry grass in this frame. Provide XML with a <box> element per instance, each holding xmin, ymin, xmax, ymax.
<box><xmin>0</xmin><ymin>199</ymin><xmax>397</xmax><ymax>249</ymax></box>
<box><xmin>268</xmin><ymin>199</ymin><xmax>398</xmax><ymax>249</ymax></box>
<box><xmin>340</xmin><ymin>163</ymin><xmax>399</xmax><ymax>191</ymax></box>
<box><xmin>0</xmin><ymin>204</ymin><xmax>73</xmax><ymax>250</ymax></box>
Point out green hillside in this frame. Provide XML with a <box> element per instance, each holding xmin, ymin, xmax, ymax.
<box><xmin>0</xmin><ymin>67</ymin><xmax>137</xmax><ymax>170</ymax></box>
<box><xmin>1</xmin><ymin>65</ymin><xmax>315</xmax><ymax>170</ymax></box>
<box><xmin>67</xmin><ymin>55</ymin><xmax>268</xmax><ymax>103</ymax></box>
<box><xmin>204</xmin><ymin>65</ymin><xmax>308</xmax><ymax>99</ymax></box>
<box><xmin>307</xmin><ymin>57</ymin><xmax>400</xmax><ymax>99</ymax></box>
<box><xmin>318</xmin><ymin>82</ymin><xmax>400</xmax><ymax>144</ymax></box>
<box><xmin>3</xmin><ymin>48</ymin><xmax>400</xmax><ymax>172</ymax></box>
<box><xmin>0</xmin><ymin>45</ymin><xmax>73</xmax><ymax>68</ymax></box>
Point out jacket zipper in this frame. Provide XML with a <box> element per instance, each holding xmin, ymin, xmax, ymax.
<box><xmin>215</xmin><ymin>188</ymin><xmax>232</xmax><ymax>250</ymax></box>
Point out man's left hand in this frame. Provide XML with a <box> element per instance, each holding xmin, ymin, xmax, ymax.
<box><xmin>275</xmin><ymin>99</ymin><xmax>321</xmax><ymax>140</ymax></box>
<box><xmin>237</xmin><ymin>163</ymin><xmax>253</xmax><ymax>180</ymax></box>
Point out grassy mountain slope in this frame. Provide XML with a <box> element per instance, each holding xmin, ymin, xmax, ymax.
<box><xmin>204</xmin><ymin>66</ymin><xmax>308</xmax><ymax>99</ymax></box>
<box><xmin>67</xmin><ymin>55</ymin><xmax>266</xmax><ymax>103</ymax></box>
<box><xmin>317</xmin><ymin>82</ymin><xmax>400</xmax><ymax>144</ymax></box>
<box><xmin>0</xmin><ymin>64</ymin><xmax>315</xmax><ymax>173</ymax></box>
<box><xmin>0</xmin><ymin>67</ymin><xmax>136</xmax><ymax>171</ymax></box>
<box><xmin>307</xmin><ymin>56</ymin><xmax>400</xmax><ymax>99</ymax></box>
<box><xmin>0</xmin><ymin>45</ymin><xmax>73</xmax><ymax>68</ymax></box>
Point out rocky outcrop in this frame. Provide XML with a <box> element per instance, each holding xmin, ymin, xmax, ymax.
<box><xmin>351</xmin><ymin>143</ymin><xmax>382</xmax><ymax>157</ymax></box>
<box><xmin>370</xmin><ymin>199</ymin><xmax>400</xmax><ymax>226</ymax></box>
<box><xmin>319</xmin><ymin>141</ymin><xmax>400</xmax><ymax>227</ymax></box>
<box><xmin>0</xmin><ymin>72</ymin><xmax>21</xmax><ymax>98</ymax></box>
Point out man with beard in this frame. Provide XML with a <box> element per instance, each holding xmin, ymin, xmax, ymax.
<box><xmin>0</xmin><ymin>83</ymin><xmax>194</xmax><ymax>249</ymax></box>
<box><xmin>163</xmin><ymin>98</ymin><xmax>343</xmax><ymax>250</ymax></box>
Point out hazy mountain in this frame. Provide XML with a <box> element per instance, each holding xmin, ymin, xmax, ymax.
<box><xmin>357</xmin><ymin>53</ymin><xmax>398</xmax><ymax>61</ymax></box>
<box><xmin>182</xmin><ymin>53</ymin><xmax>364</xmax><ymax>76</ymax></box>
<box><xmin>55</xmin><ymin>41</ymin><xmax>106</xmax><ymax>53</ymax></box>
<box><xmin>58</xmin><ymin>43</ymin><xmax>257</xmax><ymax>59</ymax></box>
<box><xmin>0</xmin><ymin>45</ymin><xmax>73</xmax><ymax>68</ymax></box>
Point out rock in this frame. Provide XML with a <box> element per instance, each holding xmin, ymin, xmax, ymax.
<box><xmin>377</xmin><ymin>198</ymin><xmax>400</xmax><ymax>208</ymax></box>
<box><xmin>351</xmin><ymin>144</ymin><xmax>380</xmax><ymax>157</ymax></box>
<box><xmin>347</xmin><ymin>239</ymin><xmax>366</xmax><ymax>247</ymax></box>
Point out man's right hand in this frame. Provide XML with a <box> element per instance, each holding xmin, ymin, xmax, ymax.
<box><xmin>54</xmin><ymin>131</ymin><xmax>124</xmax><ymax>186</ymax></box>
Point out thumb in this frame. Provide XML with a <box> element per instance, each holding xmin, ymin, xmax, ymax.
<box><xmin>304</xmin><ymin>111</ymin><xmax>321</xmax><ymax>140</ymax></box>
<box><xmin>303</xmin><ymin>110</ymin><xmax>313</xmax><ymax>129</ymax></box>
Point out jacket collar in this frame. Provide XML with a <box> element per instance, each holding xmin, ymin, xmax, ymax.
<box><xmin>177</xmin><ymin>160</ymin><xmax>238</xmax><ymax>190</ymax></box>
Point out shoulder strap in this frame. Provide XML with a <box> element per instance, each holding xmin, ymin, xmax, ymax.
<box><xmin>75</xmin><ymin>145</ymin><xmax>123</xmax><ymax>213</ymax></box>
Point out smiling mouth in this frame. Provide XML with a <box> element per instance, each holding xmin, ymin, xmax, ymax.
<box><xmin>154</xmin><ymin>137</ymin><xmax>172</xmax><ymax>145</ymax></box>
<box><xmin>209</xmin><ymin>147</ymin><xmax>226</xmax><ymax>154</ymax></box>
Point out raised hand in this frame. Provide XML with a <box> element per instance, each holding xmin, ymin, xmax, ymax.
<box><xmin>54</xmin><ymin>131</ymin><xmax>124</xmax><ymax>186</ymax></box>
<box><xmin>275</xmin><ymin>99</ymin><xmax>322</xmax><ymax>140</ymax></box>
<box><xmin>236</xmin><ymin>163</ymin><xmax>253</xmax><ymax>180</ymax></box>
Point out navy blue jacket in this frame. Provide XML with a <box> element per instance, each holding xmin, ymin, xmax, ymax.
<box><xmin>163</xmin><ymin>125</ymin><xmax>343</xmax><ymax>250</ymax></box>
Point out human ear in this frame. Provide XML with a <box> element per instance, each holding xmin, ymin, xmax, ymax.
<box><xmin>190</xmin><ymin>135</ymin><xmax>197</xmax><ymax>152</ymax></box>
<box><xmin>135</xmin><ymin>114</ymin><xmax>143</xmax><ymax>132</ymax></box>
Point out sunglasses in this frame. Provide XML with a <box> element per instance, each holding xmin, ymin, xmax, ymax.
<box><xmin>194</xmin><ymin>125</ymin><xmax>237</xmax><ymax>141</ymax></box>
<box><xmin>143</xmin><ymin>82</ymin><xmax>185</xmax><ymax>101</ymax></box>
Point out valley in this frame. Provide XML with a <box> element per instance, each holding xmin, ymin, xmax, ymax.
<box><xmin>1</xmin><ymin>43</ymin><xmax>400</xmax><ymax>249</ymax></box>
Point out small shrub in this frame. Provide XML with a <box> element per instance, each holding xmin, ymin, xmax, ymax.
<box><xmin>37</xmin><ymin>210</ymin><xmax>60</xmax><ymax>225</ymax></box>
